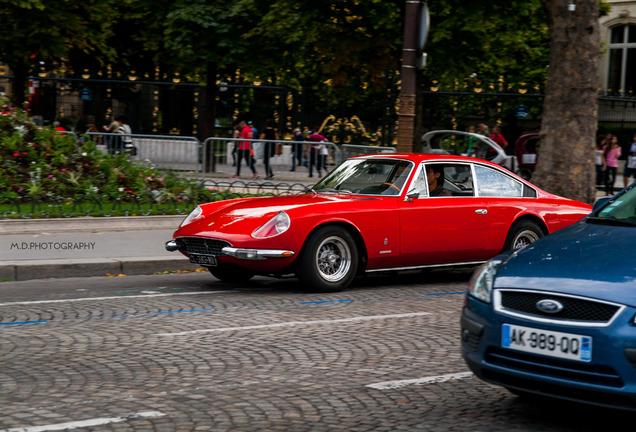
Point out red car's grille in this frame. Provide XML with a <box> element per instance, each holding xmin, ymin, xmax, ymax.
<box><xmin>177</xmin><ymin>237</ymin><xmax>231</xmax><ymax>256</ymax></box>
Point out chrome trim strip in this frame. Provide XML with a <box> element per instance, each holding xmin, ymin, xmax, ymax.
<box><xmin>366</xmin><ymin>260</ymin><xmax>485</xmax><ymax>273</ymax></box>
<box><xmin>493</xmin><ymin>289</ymin><xmax>625</xmax><ymax>328</ymax></box>
<box><xmin>222</xmin><ymin>246</ymin><xmax>295</xmax><ymax>260</ymax></box>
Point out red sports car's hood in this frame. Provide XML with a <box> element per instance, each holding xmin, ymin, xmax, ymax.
<box><xmin>175</xmin><ymin>193</ymin><xmax>375</xmax><ymax>238</ymax></box>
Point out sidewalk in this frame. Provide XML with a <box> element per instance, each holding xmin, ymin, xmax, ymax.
<box><xmin>0</xmin><ymin>215</ymin><xmax>190</xmax><ymax>282</ymax></box>
<box><xmin>0</xmin><ymin>167</ymin><xmax>318</xmax><ymax>283</ymax></box>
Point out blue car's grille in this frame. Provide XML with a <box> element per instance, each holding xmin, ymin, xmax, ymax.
<box><xmin>498</xmin><ymin>291</ymin><xmax>620</xmax><ymax>323</ymax></box>
<box><xmin>485</xmin><ymin>347</ymin><xmax>624</xmax><ymax>388</ymax></box>
<box><xmin>177</xmin><ymin>237</ymin><xmax>231</xmax><ymax>256</ymax></box>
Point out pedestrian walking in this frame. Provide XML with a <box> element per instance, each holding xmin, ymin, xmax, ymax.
<box><xmin>475</xmin><ymin>123</ymin><xmax>491</xmax><ymax>160</ymax></box>
<box><xmin>259</xmin><ymin>119</ymin><xmax>278</xmax><ymax>179</ymax></box>
<box><xmin>231</xmin><ymin>124</ymin><xmax>240</xmax><ymax>166</ymax></box>
<box><xmin>489</xmin><ymin>126</ymin><xmax>508</xmax><ymax>152</ymax></box>
<box><xmin>466</xmin><ymin>125</ymin><xmax>477</xmax><ymax>156</ymax></box>
<box><xmin>118</xmin><ymin>116</ymin><xmax>136</xmax><ymax>156</ymax></box>
<box><xmin>248</xmin><ymin>121</ymin><xmax>258</xmax><ymax>170</ymax></box>
<box><xmin>103</xmin><ymin>116</ymin><xmax>121</xmax><ymax>155</ymax></box>
<box><xmin>291</xmin><ymin>127</ymin><xmax>305</xmax><ymax>171</ymax></box>
<box><xmin>603</xmin><ymin>135</ymin><xmax>621</xmax><ymax>196</ymax></box>
<box><xmin>595</xmin><ymin>135</ymin><xmax>606</xmax><ymax>187</ymax></box>
<box><xmin>623</xmin><ymin>133</ymin><xmax>636</xmax><ymax>188</ymax></box>
<box><xmin>308</xmin><ymin>127</ymin><xmax>327</xmax><ymax>178</ymax></box>
<box><xmin>233</xmin><ymin>120</ymin><xmax>259</xmax><ymax>179</ymax></box>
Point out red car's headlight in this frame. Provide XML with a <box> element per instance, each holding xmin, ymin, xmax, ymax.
<box><xmin>252</xmin><ymin>211</ymin><xmax>291</xmax><ymax>239</ymax></box>
<box><xmin>180</xmin><ymin>206</ymin><xmax>203</xmax><ymax>227</ymax></box>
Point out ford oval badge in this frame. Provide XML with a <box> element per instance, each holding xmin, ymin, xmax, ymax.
<box><xmin>536</xmin><ymin>299</ymin><xmax>564</xmax><ymax>314</ymax></box>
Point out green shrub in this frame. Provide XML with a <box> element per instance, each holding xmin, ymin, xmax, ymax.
<box><xmin>0</xmin><ymin>101</ymin><xmax>214</xmax><ymax>209</ymax></box>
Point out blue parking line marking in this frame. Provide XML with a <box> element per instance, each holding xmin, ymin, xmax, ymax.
<box><xmin>0</xmin><ymin>320</ymin><xmax>48</xmax><ymax>326</ymax></box>
<box><xmin>424</xmin><ymin>291</ymin><xmax>465</xmax><ymax>296</ymax></box>
<box><xmin>151</xmin><ymin>308</ymin><xmax>214</xmax><ymax>315</ymax></box>
<box><xmin>299</xmin><ymin>299</ymin><xmax>353</xmax><ymax>305</ymax></box>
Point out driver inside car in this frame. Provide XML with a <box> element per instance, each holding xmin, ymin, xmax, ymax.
<box><xmin>427</xmin><ymin>165</ymin><xmax>452</xmax><ymax>197</ymax></box>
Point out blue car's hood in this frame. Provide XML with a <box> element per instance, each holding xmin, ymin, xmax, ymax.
<box><xmin>495</xmin><ymin>220</ymin><xmax>636</xmax><ymax>306</ymax></box>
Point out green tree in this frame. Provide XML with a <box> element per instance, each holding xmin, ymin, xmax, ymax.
<box><xmin>424</xmin><ymin>0</ymin><xmax>549</xmax><ymax>90</ymax></box>
<box><xmin>161</xmin><ymin>0</ymin><xmax>260</xmax><ymax>137</ymax></box>
<box><xmin>0</xmin><ymin>0</ymin><xmax>117</xmax><ymax>106</ymax></box>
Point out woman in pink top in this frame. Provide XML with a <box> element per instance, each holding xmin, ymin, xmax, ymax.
<box><xmin>603</xmin><ymin>135</ymin><xmax>622</xmax><ymax>196</ymax></box>
<box><xmin>234</xmin><ymin>120</ymin><xmax>259</xmax><ymax>178</ymax></box>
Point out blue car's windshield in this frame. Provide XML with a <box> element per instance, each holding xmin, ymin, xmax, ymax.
<box><xmin>591</xmin><ymin>186</ymin><xmax>636</xmax><ymax>226</ymax></box>
<box><xmin>313</xmin><ymin>159</ymin><xmax>413</xmax><ymax>196</ymax></box>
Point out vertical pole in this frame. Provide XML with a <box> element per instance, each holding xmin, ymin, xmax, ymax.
<box><xmin>397</xmin><ymin>0</ymin><xmax>420</xmax><ymax>153</ymax></box>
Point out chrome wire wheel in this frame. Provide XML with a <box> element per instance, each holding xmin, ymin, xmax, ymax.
<box><xmin>504</xmin><ymin>220</ymin><xmax>544</xmax><ymax>252</ymax></box>
<box><xmin>315</xmin><ymin>235</ymin><xmax>352</xmax><ymax>283</ymax></box>
<box><xmin>512</xmin><ymin>229</ymin><xmax>541</xmax><ymax>249</ymax></box>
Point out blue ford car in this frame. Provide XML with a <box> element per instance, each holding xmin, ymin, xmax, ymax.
<box><xmin>461</xmin><ymin>184</ymin><xmax>636</xmax><ymax>411</ymax></box>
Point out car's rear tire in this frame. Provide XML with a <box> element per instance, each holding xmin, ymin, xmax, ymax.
<box><xmin>503</xmin><ymin>220</ymin><xmax>544</xmax><ymax>251</ymax></box>
<box><xmin>298</xmin><ymin>226</ymin><xmax>359</xmax><ymax>292</ymax></box>
<box><xmin>209</xmin><ymin>264</ymin><xmax>255</xmax><ymax>283</ymax></box>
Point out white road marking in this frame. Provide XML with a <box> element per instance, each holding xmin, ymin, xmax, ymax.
<box><xmin>155</xmin><ymin>311</ymin><xmax>432</xmax><ymax>337</ymax></box>
<box><xmin>1</xmin><ymin>411</ymin><xmax>165</xmax><ymax>432</ymax></box>
<box><xmin>366</xmin><ymin>372</ymin><xmax>474</xmax><ymax>390</ymax></box>
<box><xmin>0</xmin><ymin>291</ymin><xmax>231</xmax><ymax>307</ymax></box>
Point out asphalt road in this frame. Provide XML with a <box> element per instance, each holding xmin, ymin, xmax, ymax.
<box><xmin>0</xmin><ymin>270</ymin><xmax>631</xmax><ymax>432</ymax></box>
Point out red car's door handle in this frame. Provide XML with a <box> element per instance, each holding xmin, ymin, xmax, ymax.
<box><xmin>475</xmin><ymin>209</ymin><xmax>488</xmax><ymax>215</ymax></box>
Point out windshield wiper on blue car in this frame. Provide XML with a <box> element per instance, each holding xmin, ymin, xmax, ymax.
<box><xmin>588</xmin><ymin>216</ymin><xmax>636</xmax><ymax>227</ymax></box>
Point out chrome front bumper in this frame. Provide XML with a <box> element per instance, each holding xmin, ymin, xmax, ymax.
<box><xmin>221</xmin><ymin>247</ymin><xmax>294</xmax><ymax>260</ymax></box>
<box><xmin>165</xmin><ymin>240</ymin><xmax>294</xmax><ymax>260</ymax></box>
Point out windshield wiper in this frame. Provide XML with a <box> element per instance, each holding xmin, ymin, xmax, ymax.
<box><xmin>587</xmin><ymin>216</ymin><xmax>636</xmax><ymax>227</ymax></box>
<box><xmin>313</xmin><ymin>188</ymin><xmax>352</xmax><ymax>196</ymax></box>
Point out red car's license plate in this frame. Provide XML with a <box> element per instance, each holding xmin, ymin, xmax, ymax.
<box><xmin>189</xmin><ymin>254</ymin><xmax>217</xmax><ymax>266</ymax></box>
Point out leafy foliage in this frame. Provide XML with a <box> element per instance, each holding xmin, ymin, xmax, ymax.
<box><xmin>0</xmin><ymin>100</ymin><xmax>211</xmax><ymax>202</ymax></box>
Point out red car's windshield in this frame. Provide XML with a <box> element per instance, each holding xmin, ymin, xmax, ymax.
<box><xmin>313</xmin><ymin>159</ymin><xmax>413</xmax><ymax>196</ymax></box>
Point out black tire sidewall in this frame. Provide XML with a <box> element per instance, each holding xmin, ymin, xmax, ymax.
<box><xmin>298</xmin><ymin>226</ymin><xmax>359</xmax><ymax>292</ymax></box>
<box><xmin>503</xmin><ymin>220</ymin><xmax>544</xmax><ymax>251</ymax></box>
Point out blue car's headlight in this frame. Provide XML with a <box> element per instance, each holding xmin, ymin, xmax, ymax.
<box><xmin>252</xmin><ymin>211</ymin><xmax>291</xmax><ymax>239</ymax></box>
<box><xmin>467</xmin><ymin>259</ymin><xmax>503</xmax><ymax>303</ymax></box>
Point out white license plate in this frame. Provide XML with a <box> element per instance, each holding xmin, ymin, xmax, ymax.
<box><xmin>501</xmin><ymin>324</ymin><xmax>592</xmax><ymax>362</ymax></box>
<box><xmin>189</xmin><ymin>254</ymin><xmax>217</xmax><ymax>266</ymax></box>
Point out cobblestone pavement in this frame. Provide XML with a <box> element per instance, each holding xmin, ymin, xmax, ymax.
<box><xmin>0</xmin><ymin>271</ymin><xmax>630</xmax><ymax>431</ymax></box>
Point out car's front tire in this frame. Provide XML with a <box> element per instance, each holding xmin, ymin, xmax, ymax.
<box><xmin>209</xmin><ymin>264</ymin><xmax>255</xmax><ymax>283</ymax></box>
<box><xmin>503</xmin><ymin>220</ymin><xmax>544</xmax><ymax>251</ymax></box>
<box><xmin>298</xmin><ymin>226</ymin><xmax>359</xmax><ymax>292</ymax></box>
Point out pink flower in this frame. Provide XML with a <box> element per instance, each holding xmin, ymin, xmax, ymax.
<box><xmin>61</xmin><ymin>168</ymin><xmax>66</xmax><ymax>172</ymax></box>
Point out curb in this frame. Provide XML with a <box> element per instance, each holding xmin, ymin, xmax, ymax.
<box><xmin>0</xmin><ymin>215</ymin><xmax>185</xmax><ymax>235</ymax></box>
<box><xmin>0</xmin><ymin>256</ymin><xmax>197</xmax><ymax>282</ymax></box>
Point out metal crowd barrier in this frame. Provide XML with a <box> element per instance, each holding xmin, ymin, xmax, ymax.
<box><xmin>87</xmin><ymin>132</ymin><xmax>202</xmax><ymax>176</ymax></box>
<box><xmin>201</xmin><ymin>137</ymin><xmax>396</xmax><ymax>178</ymax></box>
<box><xmin>81</xmin><ymin>133</ymin><xmax>395</xmax><ymax>181</ymax></box>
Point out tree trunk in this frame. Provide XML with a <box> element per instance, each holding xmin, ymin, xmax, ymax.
<box><xmin>534</xmin><ymin>0</ymin><xmax>599</xmax><ymax>204</ymax></box>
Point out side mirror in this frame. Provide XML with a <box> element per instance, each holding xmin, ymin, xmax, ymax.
<box><xmin>405</xmin><ymin>191</ymin><xmax>420</xmax><ymax>201</ymax></box>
